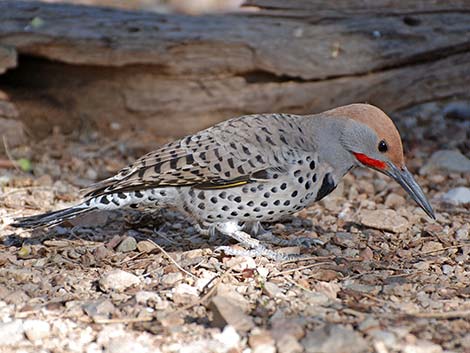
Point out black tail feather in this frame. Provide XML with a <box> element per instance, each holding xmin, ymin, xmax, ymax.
<box><xmin>11</xmin><ymin>206</ymin><xmax>96</xmax><ymax>229</ymax></box>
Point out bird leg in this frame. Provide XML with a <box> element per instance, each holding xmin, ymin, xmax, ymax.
<box><xmin>214</xmin><ymin>222</ymin><xmax>301</xmax><ymax>261</ymax></box>
<box><xmin>244</xmin><ymin>221</ymin><xmax>324</xmax><ymax>248</ymax></box>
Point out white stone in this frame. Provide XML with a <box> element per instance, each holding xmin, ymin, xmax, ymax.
<box><xmin>442</xmin><ymin>187</ymin><xmax>470</xmax><ymax>205</ymax></box>
<box><xmin>23</xmin><ymin>319</ymin><xmax>51</xmax><ymax>341</ymax></box>
<box><xmin>215</xmin><ymin>325</ymin><xmax>240</xmax><ymax>348</ymax></box>
<box><xmin>99</xmin><ymin>270</ymin><xmax>140</xmax><ymax>292</ymax></box>
<box><xmin>0</xmin><ymin>320</ymin><xmax>25</xmax><ymax>346</ymax></box>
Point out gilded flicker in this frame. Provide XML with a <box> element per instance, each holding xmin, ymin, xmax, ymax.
<box><xmin>13</xmin><ymin>104</ymin><xmax>435</xmax><ymax>260</ymax></box>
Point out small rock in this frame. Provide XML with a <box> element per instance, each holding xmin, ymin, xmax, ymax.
<box><xmin>99</xmin><ymin>269</ymin><xmax>140</xmax><ymax>292</ymax></box>
<box><xmin>359</xmin><ymin>247</ymin><xmax>374</xmax><ymax>261</ymax></box>
<box><xmin>171</xmin><ymin>283</ymin><xmax>198</xmax><ymax>304</ymax></box>
<box><xmin>442</xmin><ymin>187</ymin><xmax>470</xmax><ymax>205</ymax></box>
<box><xmin>249</xmin><ymin>330</ymin><xmax>276</xmax><ymax>353</ymax></box>
<box><xmin>161</xmin><ymin>272</ymin><xmax>183</xmax><ymax>286</ymax></box>
<box><xmin>263</xmin><ymin>282</ymin><xmax>283</xmax><ymax>298</ymax></box>
<box><xmin>0</xmin><ymin>118</ymin><xmax>26</xmax><ymax>149</ymax></box>
<box><xmin>384</xmin><ymin>193</ymin><xmax>406</xmax><ymax>208</ymax></box>
<box><xmin>443</xmin><ymin>101</ymin><xmax>470</xmax><ymax>121</ymax></box>
<box><xmin>209</xmin><ymin>295</ymin><xmax>255</xmax><ymax>333</ymax></box>
<box><xmin>94</xmin><ymin>246</ymin><xmax>113</xmax><ymax>262</ymax></box>
<box><xmin>456</xmin><ymin>224</ymin><xmax>469</xmax><ymax>241</ymax></box>
<box><xmin>442</xmin><ymin>264</ymin><xmax>453</xmax><ymax>275</ymax></box>
<box><xmin>82</xmin><ymin>300</ymin><xmax>116</xmax><ymax>320</ymax></box>
<box><xmin>4</xmin><ymin>289</ymin><xmax>30</xmax><ymax>305</ymax></box>
<box><xmin>0</xmin><ymin>320</ymin><xmax>25</xmax><ymax>346</ymax></box>
<box><xmin>137</xmin><ymin>240</ymin><xmax>157</xmax><ymax>253</ymax></box>
<box><xmin>301</xmin><ymin>325</ymin><xmax>368</xmax><ymax>353</ymax></box>
<box><xmin>216</xmin><ymin>283</ymin><xmax>251</xmax><ymax>312</ymax></box>
<box><xmin>403</xmin><ymin>340</ymin><xmax>443</xmax><ymax>353</ymax></box>
<box><xmin>23</xmin><ymin>320</ymin><xmax>51</xmax><ymax>341</ymax></box>
<box><xmin>135</xmin><ymin>291</ymin><xmax>161</xmax><ymax>305</ymax></box>
<box><xmin>116</xmin><ymin>236</ymin><xmax>137</xmax><ymax>252</ymax></box>
<box><xmin>359</xmin><ymin>209</ymin><xmax>409</xmax><ymax>233</ymax></box>
<box><xmin>370</xmin><ymin>330</ymin><xmax>397</xmax><ymax>348</ymax></box>
<box><xmin>215</xmin><ymin>325</ymin><xmax>240</xmax><ymax>349</ymax></box>
<box><xmin>277</xmin><ymin>335</ymin><xmax>303</xmax><ymax>353</ymax></box>
<box><xmin>420</xmin><ymin>150</ymin><xmax>470</xmax><ymax>175</ymax></box>
<box><xmin>421</xmin><ymin>241</ymin><xmax>443</xmax><ymax>253</ymax></box>
<box><xmin>107</xmin><ymin>336</ymin><xmax>150</xmax><ymax>353</ymax></box>
<box><xmin>225</xmin><ymin>256</ymin><xmax>256</xmax><ymax>271</ymax></box>
<box><xmin>333</xmin><ymin>232</ymin><xmax>356</xmax><ymax>248</ymax></box>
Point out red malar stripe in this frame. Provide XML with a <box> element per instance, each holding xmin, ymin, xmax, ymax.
<box><xmin>353</xmin><ymin>152</ymin><xmax>386</xmax><ymax>169</ymax></box>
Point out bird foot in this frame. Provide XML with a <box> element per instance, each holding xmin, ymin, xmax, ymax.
<box><xmin>195</xmin><ymin>223</ymin><xmax>219</xmax><ymax>242</ymax></box>
<box><xmin>254</xmin><ymin>231</ymin><xmax>324</xmax><ymax>248</ymax></box>
<box><xmin>213</xmin><ymin>222</ymin><xmax>308</xmax><ymax>261</ymax></box>
<box><xmin>214</xmin><ymin>245</ymin><xmax>303</xmax><ymax>262</ymax></box>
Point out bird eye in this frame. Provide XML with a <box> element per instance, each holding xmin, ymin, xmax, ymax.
<box><xmin>378</xmin><ymin>140</ymin><xmax>388</xmax><ymax>153</ymax></box>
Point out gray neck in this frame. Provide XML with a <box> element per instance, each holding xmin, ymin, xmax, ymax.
<box><xmin>303</xmin><ymin>115</ymin><xmax>357</xmax><ymax>178</ymax></box>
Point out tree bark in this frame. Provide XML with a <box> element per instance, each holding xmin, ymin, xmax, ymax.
<box><xmin>0</xmin><ymin>0</ymin><xmax>469</xmax><ymax>138</ymax></box>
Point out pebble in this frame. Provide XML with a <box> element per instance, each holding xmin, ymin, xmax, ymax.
<box><xmin>99</xmin><ymin>269</ymin><xmax>140</xmax><ymax>292</ymax></box>
<box><xmin>161</xmin><ymin>272</ymin><xmax>183</xmax><ymax>286</ymax></box>
<box><xmin>263</xmin><ymin>282</ymin><xmax>283</xmax><ymax>298</ymax></box>
<box><xmin>107</xmin><ymin>336</ymin><xmax>151</xmax><ymax>353</ymax></box>
<box><xmin>0</xmin><ymin>320</ymin><xmax>25</xmax><ymax>346</ymax></box>
<box><xmin>225</xmin><ymin>256</ymin><xmax>257</xmax><ymax>271</ymax></box>
<box><xmin>403</xmin><ymin>340</ymin><xmax>443</xmax><ymax>353</ymax></box>
<box><xmin>276</xmin><ymin>334</ymin><xmax>303</xmax><ymax>353</ymax></box>
<box><xmin>94</xmin><ymin>246</ymin><xmax>113</xmax><ymax>262</ymax></box>
<box><xmin>421</xmin><ymin>241</ymin><xmax>443</xmax><ymax>253</ymax></box>
<box><xmin>82</xmin><ymin>300</ymin><xmax>116</xmax><ymax>320</ymax></box>
<box><xmin>384</xmin><ymin>193</ymin><xmax>406</xmax><ymax>208</ymax></box>
<box><xmin>249</xmin><ymin>329</ymin><xmax>276</xmax><ymax>353</ymax></box>
<box><xmin>359</xmin><ymin>209</ymin><xmax>409</xmax><ymax>233</ymax></box>
<box><xmin>443</xmin><ymin>101</ymin><xmax>470</xmax><ymax>121</ymax></box>
<box><xmin>23</xmin><ymin>319</ymin><xmax>51</xmax><ymax>341</ymax></box>
<box><xmin>420</xmin><ymin>150</ymin><xmax>470</xmax><ymax>174</ymax></box>
<box><xmin>116</xmin><ymin>236</ymin><xmax>137</xmax><ymax>252</ymax></box>
<box><xmin>209</xmin><ymin>295</ymin><xmax>255</xmax><ymax>333</ymax></box>
<box><xmin>456</xmin><ymin>224</ymin><xmax>469</xmax><ymax>241</ymax></box>
<box><xmin>171</xmin><ymin>283</ymin><xmax>198</xmax><ymax>304</ymax></box>
<box><xmin>136</xmin><ymin>240</ymin><xmax>157</xmax><ymax>253</ymax></box>
<box><xmin>215</xmin><ymin>325</ymin><xmax>240</xmax><ymax>349</ymax></box>
<box><xmin>370</xmin><ymin>330</ymin><xmax>397</xmax><ymax>348</ymax></box>
<box><xmin>135</xmin><ymin>290</ymin><xmax>163</xmax><ymax>306</ymax></box>
<box><xmin>442</xmin><ymin>187</ymin><xmax>470</xmax><ymax>205</ymax></box>
<box><xmin>301</xmin><ymin>325</ymin><xmax>368</xmax><ymax>353</ymax></box>
<box><xmin>271</xmin><ymin>318</ymin><xmax>305</xmax><ymax>353</ymax></box>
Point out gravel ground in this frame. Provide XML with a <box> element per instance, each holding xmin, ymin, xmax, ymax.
<box><xmin>0</xmin><ymin>102</ymin><xmax>469</xmax><ymax>353</ymax></box>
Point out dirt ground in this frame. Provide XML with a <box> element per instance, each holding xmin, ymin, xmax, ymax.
<box><xmin>0</xmin><ymin>102</ymin><xmax>469</xmax><ymax>353</ymax></box>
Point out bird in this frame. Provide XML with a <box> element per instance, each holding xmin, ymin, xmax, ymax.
<box><xmin>12</xmin><ymin>103</ymin><xmax>435</xmax><ymax>260</ymax></box>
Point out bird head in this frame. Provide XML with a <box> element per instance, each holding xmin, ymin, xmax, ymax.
<box><xmin>325</xmin><ymin>104</ymin><xmax>435</xmax><ymax>219</ymax></box>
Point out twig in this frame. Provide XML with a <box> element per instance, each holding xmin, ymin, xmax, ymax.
<box><xmin>2</xmin><ymin>135</ymin><xmax>21</xmax><ymax>173</ymax></box>
<box><xmin>0</xmin><ymin>159</ymin><xmax>17</xmax><ymax>169</ymax></box>
<box><xmin>145</xmin><ymin>239</ymin><xmax>197</xmax><ymax>279</ymax></box>
<box><xmin>93</xmin><ymin>316</ymin><xmax>154</xmax><ymax>324</ymax></box>
<box><xmin>282</xmin><ymin>274</ymin><xmax>315</xmax><ymax>294</ymax></box>
<box><xmin>176</xmin><ymin>262</ymin><xmax>239</xmax><ymax>313</ymax></box>
<box><xmin>271</xmin><ymin>261</ymin><xmax>334</xmax><ymax>277</ymax></box>
<box><xmin>403</xmin><ymin>310</ymin><xmax>470</xmax><ymax>319</ymax></box>
<box><xmin>419</xmin><ymin>243</ymin><xmax>470</xmax><ymax>255</ymax></box>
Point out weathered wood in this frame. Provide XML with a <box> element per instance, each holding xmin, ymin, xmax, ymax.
<box><xmin>0</xmin><ymin>0</ymin><xmax>469</xmax><ymax>138</ymax></box>
<box><xmin>0</xmin><ymin>46</ymin><xmax>16</xmax><ymax>74</ymax></box>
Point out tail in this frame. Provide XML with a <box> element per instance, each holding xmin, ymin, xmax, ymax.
<box><xmin>11</xmin><ymin>205</ymin><xmax>96</xmax><ymax>229</ymax></box>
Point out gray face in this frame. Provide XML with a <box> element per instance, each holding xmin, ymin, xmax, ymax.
<box><xmin>339</xmin><ymin>120</ymin><xmax>387</xmax><ymax>164</ymax></box>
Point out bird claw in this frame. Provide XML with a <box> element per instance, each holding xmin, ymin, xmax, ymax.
<box><xmin>255</xmin><ymin>232</ymin><xmax>324</xmax><ymax>248</ymax></box>
<box><xmin>214</xmin><ymin>245</ymin><xmax>300</xmax><ymax>262</ymax></box>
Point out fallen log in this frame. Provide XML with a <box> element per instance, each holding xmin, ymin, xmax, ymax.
<box><xmin>0</xmin><ymin>0</ymin><xmax>469</xmax><ymax>138</ymax></box>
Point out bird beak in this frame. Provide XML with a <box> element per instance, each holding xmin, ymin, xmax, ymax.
<box><xmin>384</xmin><ymin>163</ymin><xmax>435</xmax><ymax>219</ymax></box>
